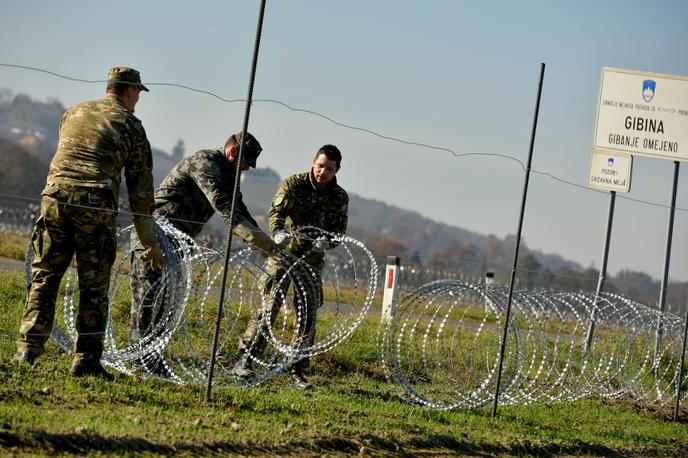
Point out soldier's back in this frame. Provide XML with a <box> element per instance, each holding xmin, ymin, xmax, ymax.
<box><xmin>48</xmin><ymin>96</ymin><xmax>143</xmax><ymax>192</ymax></box>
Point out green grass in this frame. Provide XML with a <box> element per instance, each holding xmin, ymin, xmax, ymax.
<box><xmin>1</xmin><ymin>270</ymin><xmax>687</xmax><ymax>456</ymax></box>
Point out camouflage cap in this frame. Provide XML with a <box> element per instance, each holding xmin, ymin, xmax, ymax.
<box><xmin>107</xmin><ymin>67</ymin><xmax>149</xmax><ymax>92</ymax></box>
<box><xmin>235</xmin><ymin>131</ymin><xmax>262</xmax><ymax>168</ymax></box>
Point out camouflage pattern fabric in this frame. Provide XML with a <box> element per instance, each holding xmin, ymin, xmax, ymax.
<box><xmin>47</xmin><ymin>95</ymin><xmax>155</xmax><ymax>216</ymax></box>
<box><xmin>239</xmin><ymin>256</ymin><xmax>322</xmax><ymax>371</ymax></box>
<box><xmin>129</xmin><ymin>148</ymin><xmax>272</xmax><ymax>340</ymax></box>
<box><xmin>129</xmin><ymin>244</ymin><xmax>165</xmax><ymax>343</ymax></box>
<box><xmin>17</xmin><ymin>94</ymin><xmax>155</xmax><ymax>366</ymax></box>
<box><xmin>241</xmin><ymin>170</ymin><xmax>349</xmax><ymax>369</ymax></box>
<box><xmin>268</xmin><ymin>171</ymin><xmax>348</xmax><ymax>255</ymax></box>
<box><xmin>153</xmin><ymin>148</ymin><xmax>271</xmax><ymax>250</ymax></box>
<box><xmin>17</xmin><ymin>185</ymin><xmax>117</xmax><ymax>365</ymax></box>
<box><xmin>107</xmin><ymin>66</ymin><xmax>149</xmax><ymax>92</ymax></box>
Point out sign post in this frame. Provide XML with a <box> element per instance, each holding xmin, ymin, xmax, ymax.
<box><xmin>583</xmin><ymin>191</ymin><xmax>616</xmax><ymax>353</ymax></box>
<box><xmin>655</xmin><ymin>161</ymin><xmax>680</xmax><ymax>358</ymax></box>
<box><xmin>584</xmin><ymin>150</ymin><xmax>632</xmax><ymax>352</ymax></box>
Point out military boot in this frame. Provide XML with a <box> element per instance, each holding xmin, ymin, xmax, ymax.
<box><xmin>71</xmin><ymin>361</ymin><xmax>115</xmax><ymax>381</ymax></box>
<box><xmin>230</xmin><ymin>356</ymin><xmax>255</xmax><ymax>382</ymax></box>
<box><xmin>146</xmin><ymin>359</ymin><xmax>173</xmax><ymax>379</ymax></box>
<box><xmin>289</xmin><ymin>368</ymin><xmax>312</xmax><ymax>391</ymax></box>
<box><xmin>13</xmin><ymin>351</ymin><xmax>38</xmax><ymax>366</ymax></box>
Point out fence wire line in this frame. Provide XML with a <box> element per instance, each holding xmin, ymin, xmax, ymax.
<box><xmin>0</xmin><ymin>191</ymin><xmax>218</xmax><ymax>229</ymax></box>
<box><xmin>1</xmin><ymin>62</ymin><xmax>686</xmax><ymax>215</ymax></box>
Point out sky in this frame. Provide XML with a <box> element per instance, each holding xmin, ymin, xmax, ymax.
<box><xmin>1</xmin><ymin>0</ymin><xmax>687</xmax><ymax>282</ymax></box>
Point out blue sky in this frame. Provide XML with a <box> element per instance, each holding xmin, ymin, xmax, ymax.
<box><xmin>1</xmin><ymin>0</ymin><xmax>687</xmax><ymax>281</ymax></box>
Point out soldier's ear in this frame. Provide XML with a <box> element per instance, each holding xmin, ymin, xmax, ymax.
<box><xmin>226</xmin><ymin>145</ymin><xmax>238</xmax><ymax>160</ymax></box>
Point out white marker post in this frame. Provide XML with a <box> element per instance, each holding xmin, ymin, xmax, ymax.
<box><xmin>484</xmin><ymin>271</ymin><xmax>495</xmax><ymax>313</ymax></box>
<box><xmin>382</xmin><ymin>256</ymin><xmax>400</xmax><ymax>323</ymax></box>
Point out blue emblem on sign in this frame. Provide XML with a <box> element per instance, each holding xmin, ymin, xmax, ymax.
<box><xmin>642</xmin><ymin>79</ymin><xmax>656</xmax><ymax>102</ymax></box>
<box><xmin>608</xmin><ymin>157</ymin><xmax>614</xmax><ymax>166</ymax></box>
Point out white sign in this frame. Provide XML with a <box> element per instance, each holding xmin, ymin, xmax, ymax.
<box><xmin>381</xmin><ymin>256</ymin><xmax>400</xmax><ymax>323</ymax></box>
<box><xmin>593</xmin><ymin>67</ymin><xmax>688</xmax><ymax>162</ymax></box>
<box><xmin>588</xmin><ymin>149</ymin><xmax>632</xmax><ymax>192</ymax></box>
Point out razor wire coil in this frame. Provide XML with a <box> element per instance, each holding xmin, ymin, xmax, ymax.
<box><xmin>379</xmin><ymin>280</ymin><xmax>688</xmax><ymax>410</ymax></box>
<box><xmin>24</xmin><ymin>217</ymin><xmax>378</xmax><ymax>386</ymax></box>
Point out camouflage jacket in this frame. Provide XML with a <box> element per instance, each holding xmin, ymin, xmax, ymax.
<box><xmin>46</xmin><ymin>95</ymin><xmax>154</xmax><ymax>216</ymax></box>
<box><xmin>154</xmin><ymin>148</ymin><xmax>271</xmax><ymax>249</ymax></box>
<box><xmin>269</xmin><ymin>171</ymin><xmax>349</xmax><ymax>254</ymax></box>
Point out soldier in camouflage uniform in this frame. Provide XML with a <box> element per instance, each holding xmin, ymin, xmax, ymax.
<box><xmin>235</xmin><ymin>144</ymin><xmax>348</xmax><ymax>389</ymax></box>
<box><xmin>15</xmin><ymin>67</ymin><xmax>164</xmax><ymax>380</ymax></box>
<box><xmin>129</xmin><ymin>132</ymin><xmax>275</xmax><ymax>349</ymax></box>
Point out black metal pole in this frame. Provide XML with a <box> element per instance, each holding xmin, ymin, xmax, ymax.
<box><xmin>206</xmin><ymin>0</ymin><xmax>267</xmax><ymax>402</ymax></box>
<box><xmin>654</xmin><ymin>161</ymin><xmax>680</xmax><ymax>360</ymax></box>
<box><xmin>491</xmin><ymin>62</ymin><xmax>545</xmax><ymax>417</ymax></box>
<box><xmin>674</xmin><ymin>296</ymin><xmax>688</xmax><ymax>421</ymax></box>
<box><xmin>584</xmin><ymin>190</ymin><xmax>616</xmax><ymax>354</ymax></box>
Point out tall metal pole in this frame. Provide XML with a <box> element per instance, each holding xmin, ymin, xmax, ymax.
<box><xmin>206</xmin><ymin>0</ymin><xmax>267</xmax><ymax>402</ymax></box>
<box><xmin>654</xmin><ymin>161</ymin><xmax>680</xmax><ymax>360</ymax></box>
<box><xmin>584</xmin><ymin>190</ymin><xmax>616</xmax><ymax>353</ymax></box>
<box><xmin>674</xmin><ymin>296</ymin><xmax>688</xmax><ymax>421</ymax></box>
<box><xmin>491</xmin><ymin>62</ymin><xmax>545</xmax><ymax>417</ymax></box>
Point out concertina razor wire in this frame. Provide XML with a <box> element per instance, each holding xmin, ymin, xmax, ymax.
<box><xmin>24</xmin><ymin>216</ymin><xmax>379</xmax><ymax>386</ymax></box>
<box><xmin>379</xmin><ymin>279</ymin><xmax>687</xmax><ymax>410</ymax></box>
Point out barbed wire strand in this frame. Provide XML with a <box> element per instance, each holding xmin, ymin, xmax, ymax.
<box><xmin>0</xmin><ymin>191</ymin><xmax>219</xmax><ymax>228</ymax></box>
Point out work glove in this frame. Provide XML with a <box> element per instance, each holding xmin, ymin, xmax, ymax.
<box><xmin>133</xmin><ymin>216</ymin><xmax>165</xmax><ymax>270</ymax></box>
<box><xmin>251</xmin><ymin>231</ymin><xmax>277</xmax><ymax>255</ymax></box>
<box><xmin>233</xmin><ymin>221</ymin><xmax>276</xmax><ymax>255</ymax></box>
<box><xmin>312</xmin><ymin>235</ymin><xmax>329</xmax><ymax>253</ymax></box>
<box><xmin>273</xmin><ymin>230</ymin><xmax>292</xmax><ymax>248</ymax></box>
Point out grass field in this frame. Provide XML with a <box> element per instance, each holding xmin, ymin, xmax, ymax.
<box><xmin>1</xmin><ymin>233</ymin><xmax>688</xmax><ymax>456</ymax></box>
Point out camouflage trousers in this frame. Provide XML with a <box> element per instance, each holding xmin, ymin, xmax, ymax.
<box><xmin>129</xmin><ymin>233</ymin><xmax>167</xmax><ymax>344</ymax></box>
<box><xmin>239</xmin><ymin>256</ymin><xmax>323</xmax><ymax>371</ymax></box>
<box><xmin>17</xmin><ymin>184</ymin><xmax>117</xmax><ymax>365</ymax></box>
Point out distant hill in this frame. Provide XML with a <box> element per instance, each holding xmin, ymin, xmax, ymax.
<box><xmin>0</xmin><ymin>138</ymin><xmax>50</xmax><ymax>200</ymax></box>
<box><xmin>0</xmin><ymin>89</ymin><xmax>62</xmax><ymax>158</ymax></box>
<box><xmin>0</xmin><ymin>90</ymin><xmax>185</xmax><ymax>205</ymax></box>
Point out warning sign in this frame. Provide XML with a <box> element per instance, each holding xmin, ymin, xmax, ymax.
<box><xmin>588</xmin><ymin>149</ymin><xmax>632</xmax><ymax>193</ymax></box>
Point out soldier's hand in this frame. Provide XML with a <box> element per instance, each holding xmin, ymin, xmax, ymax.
<box><xmin>273</xmin><ymin>230</ymin><xmax>292</xmax><ymax>248</ymax></box>
<box><xmin>141</xmin><ymin>243</ymin><xmax>165</xmax><ymax>270</ymax></box>
<box><xmin>255</xmin><ymin>237</ymin><xmax>277</xmax><ymax>256</ymax></box>
<box><xmin>313</xmin><ymin>235</ymin><xmax>329</xmax><ymax>253</ymax></box>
